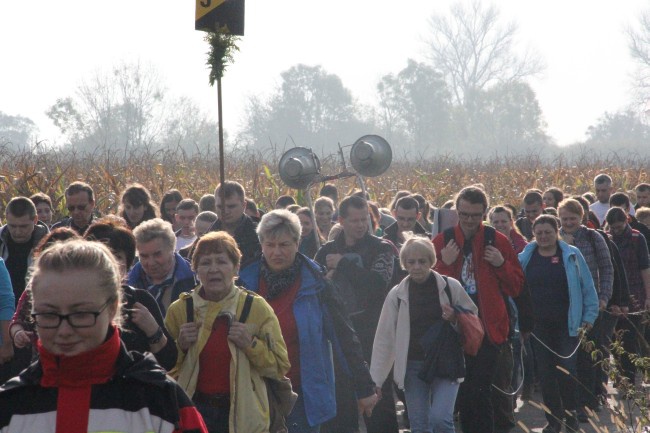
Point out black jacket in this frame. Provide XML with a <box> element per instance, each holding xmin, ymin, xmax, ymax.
<box><xmin>209</xmin><ymin>215</ymin><xmax>261</xmax><ymax>268</ymax></box>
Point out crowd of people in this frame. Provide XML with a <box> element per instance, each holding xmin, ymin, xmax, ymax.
<box><xmin>0</xmin><ymin>175</ymin><xmax>649</xmax><ymax>433</ymax></box>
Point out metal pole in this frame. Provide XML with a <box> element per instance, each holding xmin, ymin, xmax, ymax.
<box><xmin>217</xmin><ymin>76</ymin><xmax>226</xmax><ymax>216</ymax></box>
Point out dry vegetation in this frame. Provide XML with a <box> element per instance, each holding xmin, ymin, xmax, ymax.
<box><xmin>0</xmin><ymin>144</ymin><xmax>648</xmax><ymax>219</ymax></box>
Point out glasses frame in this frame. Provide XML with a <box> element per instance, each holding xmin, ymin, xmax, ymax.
<box><xmin>457</xmin><ymin>211</ymin><xmax>484</xmax><ymax>220</ymax></box>
<box><xmin>32</xmin><ymin>299</ymin><xmax>113</xmax><ymax>329</ymax></box>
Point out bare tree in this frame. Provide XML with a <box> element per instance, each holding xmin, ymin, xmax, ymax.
<box><xmin>627</xmin><ymin>10</ymin><xmax>650</xmax><ymax>104</ymax></box>
<box><xmin>426</xmin><ymin>0</ymin><xmax>544</xmax><ymax>106</ymax></box>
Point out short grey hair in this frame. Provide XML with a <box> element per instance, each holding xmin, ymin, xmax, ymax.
<box><xmin>257</xmin><ymin>209</ymin><xmax>301</xmax><ymax>244</ymax></box>
<box><xmin>399</xmin><ymin>234</ymin><xmax>436</xmax><ymax>270</ymax></box>
<box><xmin>133</xmin><ymin>218</ymin><xmax>176</xmax><ymax>251</ymax></box>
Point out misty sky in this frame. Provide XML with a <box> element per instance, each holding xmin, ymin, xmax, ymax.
<box><xmin>0</xmin><ymin>0</ymin><xmax>647</xmax><ymax>147</ymax></box>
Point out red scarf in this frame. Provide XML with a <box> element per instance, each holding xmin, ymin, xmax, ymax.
<box><xmin>38</xmin><ymin>326</ymin><xmax>120</xmax><ymax>433</ymax></box>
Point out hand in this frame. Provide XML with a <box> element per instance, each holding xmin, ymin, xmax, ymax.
<box><xmin>519</xmin><ymin>331</ymin><xmax>531</xmax><ymax>344</ymax></box>
<box><xmin>483</xmin><ymin>245</ymin><xmax>505</xmax><ymax>267</ymax></box>
<box><xmin>228</xmin><ymin>321</ymin><xmax>253</xmax><ymax>350</ymax></box>
<box><xmin>441</xmin><ymin>239</ymin><xmax>460</xmax><ymax>266</ymax></box>
<box><xmin>129</xmin><ymin>302</ymin><xmax>159</xmax><ymax>337</ymax></box>
<box><xmin>178</xmin><ymin>321</ymin><xmax>201</xmax><ymax>351</ymax></box>
<box><xmin>325</xmin><ymin>254</ymin><xmax>343</xmax><ymax>270</ymax></box>
<box><xmin>621</xmin><ymin>306</ymin><xmax>629</xmax><ymax>316</ymax></box>
<box><xmin>581</xmin><ymin>322</ymin><xmax>593</xmax><ymax>333</ymax></box>
<box><xmin>325</xmin><ymin>269</ymin><xmax>336</xmax><ymax>280</ymax></box>
<box><xmin>357</xmin><ymin>392</ymin><xmax>378</xmax><ymax>417</ymax></box>
<box><xmin>441</xmin><ymin>303</ymin><xmax>456</xmax><ymax>323</ymax></box>
<box><xmin>374</xmin><ymin>386</ymin><xmax>382</xmax><ymax>400</ymax></box>
<box><xmin>599</xmin><ymin>300</ymin><xmax>608</xmax><ymax>311</ymax></box>
<box><xmin>0</xmin><ymin>343</ymin><xmax>13</xmax><ymax>364</ymax></box>
<box><xmin>13</xmin><ymin>329</ymin><xmax>34</xmax><ymax>349</ymax></box>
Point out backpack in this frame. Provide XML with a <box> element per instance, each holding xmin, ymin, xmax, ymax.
<box><xmin>587</xmin><ymin>229</ymin><xmax>630</xmax><ymax>308</ymax></box>
<box><xmin>185</xmin><ymin>293</ymin><xmax>297</xmax><ymax>433</ymax></box>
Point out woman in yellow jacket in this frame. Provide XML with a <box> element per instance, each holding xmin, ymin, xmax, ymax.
<box><xmin>166</xmin><ymin>231</ymin><xmax>290</xmax><ymax>433</ymax></box>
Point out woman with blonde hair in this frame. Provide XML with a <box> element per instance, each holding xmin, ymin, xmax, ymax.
<box><xmin>0</xmin><ymin>239</ymin><xmax>207</xmax><ymax>432</ymax></box>
<box><xmin>371</xmin><ymin>234</ymin><xmax>477</xmax><ymax>433</ymax></box>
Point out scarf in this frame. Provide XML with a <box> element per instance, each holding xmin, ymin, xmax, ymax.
<box><xmin>38</xmin><ymin>326</ymin><xmax>120</xmax><ymax>433</ymax></box>
<box><xmin>260</xmin><ymin>255</ymin><xmax>302</xmax><ymax>300</ymax></box>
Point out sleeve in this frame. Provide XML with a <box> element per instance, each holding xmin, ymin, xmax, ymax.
<box><xmin>320</xmin><ymin>282</ymin><xmax>375</xmax><ymax>398</ymax></box>
<box><xmin>10</xmin><ymin>290</ymin><xmax>28</xmax><ymax>326</ymax></box>
<box><xmin>335</xmin><ymin>245</ymin><xmax>395</xmax><ymax>297</ymax></box>
<box><xmin>636</xmin><ymin>233</ymin><xmax>650</xmax><ymax>270</ymax></box>
<box><xmin>492</xmin><ymin>234</ymin><xmax>524</xmax><ymax>298</ymax></box>
<box><xmin>432</xmin><ymin>233</ymin><xmax>456</xmax><ymax>276</ymax></box>
<box><xmin>608</xmin><ymin>241</ymin><xmax>630</xmax><ymax>308</ymax></box>
<box><xmin>164</xmin><ymin>299</ymin><xmax>188</xmax><ymax>374</ymax></box>
<box><xmin>0</xmin><ymin>259</ymin><xmax>14</xmax><ymax>321</ymax></box>
<box><xmin>173</xmin><ymin>384</ymin><xmax>209</xmax><ymax>433</ymax></box>
<box><xmin>592</xmin><ymin>231</ymin><xmax>614</xmax><ymax>303</ymax></box>
<box><xmin>369</xmin><ymin>289</ymin><xmax>399</xmax><ymax>390</ymax></box>
<box><xmin>512</xmin><ymin>282</ymin><xmax>535</xmax><ymax>334</ymax></box>
<box><xmin>242</xmin><ymin>296</ymin><xmax>291</xmax><ymax>379</ymax></box>
<box><xmin>577</xmin><ymin>253</ymin><xmax>599</xmax><ymax>325</ymax></box>
<box><xmin>136</xmin><ymin>289</ymin><xmax>178</xmax><ymax>371</ymax></box>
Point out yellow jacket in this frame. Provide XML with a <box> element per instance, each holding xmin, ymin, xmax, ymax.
<box><xmin>165</xmin><ymin>284</ymin><xmax>290</xmax><ymax>433</ymax></box>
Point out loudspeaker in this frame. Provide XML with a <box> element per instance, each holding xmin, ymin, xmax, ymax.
<box><xmin>350</xmin><ymin>135</ymin><xmax>392</xmax><ymax>177</ymax></box>
<box><xmin>278</xmin><ymin>147</ymin><xmax>321</xmax><ymax>190</ymax></box>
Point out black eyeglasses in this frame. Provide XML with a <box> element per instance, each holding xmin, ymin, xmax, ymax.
<box><xmin>458</xmin><ymin>211</ymin><xmax>484</xmax><ymax>220</ymax></box>
<box><xmin>32</xmin><ymin>299</ymin><xmax>113</xmax><ymax>329</ymax></box>
<box><xmin>67</xmin><ymin>204</ymin><xmax>88</xmax><ymax>212</ymax></box>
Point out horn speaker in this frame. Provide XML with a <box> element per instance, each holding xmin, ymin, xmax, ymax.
<box><xmin>350</xmin><ymin>135</ymin><xmax>392</xmax><ymax>177</ymax></box>
<box><xmin>278</xmin><ymin>147</ymin><xmax>321</xmax><ymax>190</ymax></box>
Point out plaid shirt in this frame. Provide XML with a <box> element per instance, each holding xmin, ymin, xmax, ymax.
<box><xmin>560</xmin><ymin>225</ymin><xmax>613</xmax><ymax>303</ymax></box>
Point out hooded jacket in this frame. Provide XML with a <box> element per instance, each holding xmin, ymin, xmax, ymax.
<box><xmin>518</xmin><ymin>240</ymin><xmax>599</xmax><ymax>336</ymax></box>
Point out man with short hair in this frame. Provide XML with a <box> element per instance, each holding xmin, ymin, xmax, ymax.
<box><xmin>315</xmin><ymin>195</ymin><xmax>398</xmax><ymax>433</ymax></box>
<box><xmin>610</xmin><ymin>192</ymin><xmax>650</xmax><ymax>250</ymax></box>
<box><xmin>515</xmin><ymin>190</ymin><xmax>543</xmax><ymax>241</ymax></box>
<box><xmin>209</xmin><ymin>181</ymin><xmax>261</xmax><ymax>268</ymax></box>
<box><xmin>51</xmin><ymin>181</ymin><xmax>96</xmax><ymax>235</ymax></box>
<box><xmin>590</xmin><ymin>174</ymin><xmax>614</xmax><ymax>226</ymax></box>
<box><xmin>174</xmin><ymin>199</ymin><xmax>199</xmax><ymax>252</ymax></box>
<box><xmin>432</xmin><ymin>186</ymin><xmax>524</xmax><ymax>433</ymax></box>
<box><xmin>127</xmin><ymin>218</ymin><xmax>195</xmax><ymax>316</ymax></box>
<box><xmin>0</xmin><ymin>197</ymin><xmax>49</xmax><ymax>300</ymax></box>
<box><xmin>178</xmin><ymin>211</ymin><xmax>218</xmax><ymax>259</ymax></box>
<box><xmin>0</xmin><ymin>197</ymin><xmax>48</xmax><ymax>381</ymax></box>
<box><xmin>383</xmin><ymin>196</ymin><xmax>429</xmax><ymax>249</ymax></box>
<box><xmin>635</xmin><ymin>183</ymin><xmax>650</xmax><ymax>210</ymax></box>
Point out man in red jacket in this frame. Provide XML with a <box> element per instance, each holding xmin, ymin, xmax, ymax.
<box><xmin>432</xmin><ymin>186</ymin><xmax>524</xmax><ymax>433</ymax></box>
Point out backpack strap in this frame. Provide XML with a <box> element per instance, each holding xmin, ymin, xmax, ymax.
<box><xmin>483</xmin><ymin>225</ymin><xmax>496</xmax><ymax>247</ymax></box>
<box><xmin>442</xmin><ymin>276</ymin><xmax>452</xmax><ymax>305</ymax></box>
<box><xmin>238</xmin><ymin>292</ymin><xmax>255</xmax><ymax>323</ymax></box>
<box><xmin>186</xmin><ymin>295</ymin><xmax>194</xmax><ymax>323</ymax></box>
<box><xmin>443</xmin><ymin>227</ymin><xmax>455</xmax><ymax>246</ymax></box>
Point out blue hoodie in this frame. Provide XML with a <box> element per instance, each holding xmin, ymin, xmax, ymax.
<box><xmin>518</xmin><ymin>240</ymin><xmax>599</xmax><ymax>336</ymax></box>
<box><xmin>0</xmin><ymin>259</ymin><xmax>14</xmax><ymax>346</ymax></box>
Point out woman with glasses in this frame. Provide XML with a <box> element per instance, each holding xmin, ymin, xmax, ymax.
<box><xmin>0</xmin><ymin>239</ymin><xmax>207</xmax><ymax>433</ymax></box>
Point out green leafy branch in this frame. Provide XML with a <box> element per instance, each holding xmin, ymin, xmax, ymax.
<box><xmin>205</xmin><ymin>29</ymin><xmax>240</xmax><ymax>86</ymax></box>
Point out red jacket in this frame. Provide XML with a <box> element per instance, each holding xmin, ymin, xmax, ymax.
<box><xmin>433</xmin><ymin>224</ymin><xmax>524</xmax><ymax>345</ymax></box>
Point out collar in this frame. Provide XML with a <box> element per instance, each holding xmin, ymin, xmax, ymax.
<box><xmin>39</xmin><ymin>325</ymin><xmax>120</xmax><ymax>387</ymax></box>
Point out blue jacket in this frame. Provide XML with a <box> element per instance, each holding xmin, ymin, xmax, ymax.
<box><xmin>0</xmin><ymin>258</ymin><xmax>14</xmax><ymax>346</ymax></box>
<box><xmin>519</xmin><ymin>240</ymin><xmax>599</xmax><ymax>336</ymax></box>
<box><xmin>239</xmin><ymin>255</ymin><xmax>337</xmax><ymax>427</ymax></box>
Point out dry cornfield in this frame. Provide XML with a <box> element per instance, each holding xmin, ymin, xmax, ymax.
<box><xmin>0</xmin><ymin>145</ymin><xmax>648</xmax><ymax>219</ymax></box>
